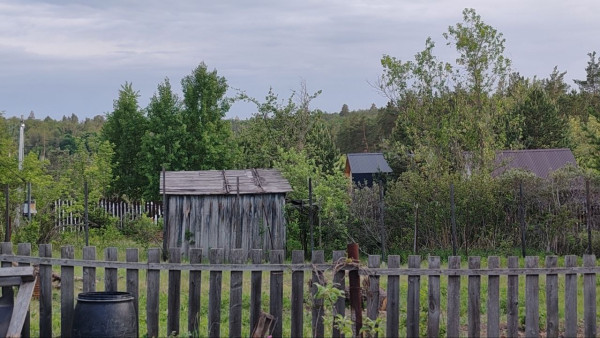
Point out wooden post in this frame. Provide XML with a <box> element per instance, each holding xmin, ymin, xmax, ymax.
<box><xmin>17</xmin><ymin>243</ymin><xmax>31</xmax><ymax>338</ymax></box>
<box><xmin>61</xmin><ymin>246</ymin><xmax>74</xmax><ymax>338</ymax></box>
<box><xmin>545</xmin><ymin>256</ymin><xmax>558</xmax><ymax>338</ymax></box>
<box><xmin>519</xmin><ymin>183</ymin><xmax>526</xmax><ymax>258</ymax></box>
<box><xmin>450</xmin><ymin>183</ymin><xmax>457</xmax><ymax>256</ymax></box>
<box><xmin>126</xmin><ymin>248</ymin><xmax>139</xmax><ymax>336</ymax></box>
<box><xmin>583</xmin><ymin>254</ymin><xmax>596</xmax><ymax>337</ymax></box>
<box><xmin>309</xmin><ymin>178</ymin><xmax>313</xmax><ymax>253</ymax></box>
<box><xmin>188</xmin><ymin>248</ymin><xmax>202</xmax><ymax>334</ymax></box>
<box><xmin>467</xmin><ymin>257</ymin><xmax>480</xmax><ymax>337</ymax></box>
<box><xmin>367</xmin><ymin>254</ymin><xmax>381</xmax><ymax>336</ymax></box>
<box><xmin>525</xmin><ymin>256</ymin><xmax>539</xmax><ymax>338</ymax></box>
<box><xmin>347</xmin><ymin>243</ymin><xmax>362</xmax><ymax>336</ymax></box>
<box><xmin>83</xmin><ymin>246</ymin><xmax>96</xmax><ymax>292</ymax></box>
<box><xmin>229</xmin><ymin>249</ymin><xmax>244</xmax><ymax>338</ymax></box>
<box><xmin>291</xmin><ymin>250</ymin><xmax>305</xmax><ymax>337</ymax></box>
<box><xmin>564</xmin><ymin>255</ymin><xmax>578</xmax><ymax>337</ymax></box>
<box><xmin>269</xmin><ymin>250</ymin><xmax>284</xmax><ymax>338</ymax></box>
<box><xmin>104</xmin><ymin>247</ymin><xmax>118</xmax><ymax>292</ymax></box>
<box><xmin>4</xmin><ymin>184</ymin><xmax>9</xmax><ymax>242</ymax></box>
<box><xmin>407</xmin><ymin>255</ymin><xmax>421</xmax><ymax>338</ymax></box>
<box><xmin>507</xmin><ymin>256</ymin><xmax>519</xmax><ymax>338</ymax></box>
<box><xmin>446</xmin><ymin>256</ymin><xmax>461</xmax><ymax>338</ymax></box>
<box><xmin>39</xmin><ymin>244</ymin><xmax>52</xmax><ymax>338</ymax></box>
<box><xmin>249</xmin><ymin>249</ymin><xmax>262</xmax><ymax>334</ymax></box>
<box><xmin>586</xmin><ymin>180</ymin><xmax>592</xmax><ymax>254</ymax></box>
<box><xmin>146</xmin><ymin>248</ymin><xmax>160</xmax><ymax>338</ymax></box>
<box><xmin>162</xmin><ymin>167</ymin><xmax>168</xmax><ymax>261</ymax></box>
<box><xmin>167</xmin><ymin>248</ymin><xmax>181</xmax><ymax>336</ymax></box>
<box><xmin>332</xmin><ymin>250</ymin><xmax>346</xmax><ymax>338</ymax></box>
<box><xmin>427</xmin><ymin>256</ymin><xmax>440</xmax><ymax>338</ymax></box>
<box><xmin>208</xmin><ymin>248</ymin><xmax>224</xmax><ymax>338</ymax></box>
<box><xmin>84</xmin><ymin>180</ymin><xmax>89</xmax><ymax>246</ymax></box>
<box><xmin>487</xmin><ymin>256</ymin><xmax>500</xmax><ymax>338</ymax></box>
<box><xmin>311</xmin><ymin>250</ymin><xmax>325</xmax><ymax>337</ymax></box>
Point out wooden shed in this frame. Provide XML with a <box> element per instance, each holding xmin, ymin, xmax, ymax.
<box><xmin>160</xmin><ymin>169</ymin><xmax>293</xmax><ymax>261</ymax></box>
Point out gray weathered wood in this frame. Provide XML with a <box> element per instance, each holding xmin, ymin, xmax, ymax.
<box><xmin>167</xmin><ymin>248</ymin><xmax>181</xmax><ymax>336</ymax></box>
<box><xmin>525</xmin><ymin>256</ymin><xmax>539</xmax><ymax>338</ymax></box>
<box><xmin>545</xmin><ymin>256</ymin><xmax>558</xmax><ymax>338</ymax></box>
<box><xmin>104</xmin><ymin>247</ymin><xmax>118</xmax><ymax>291</ymax></box>
<box><xmin>407</xmin><ymin>255</ymin><xmax>420</xmax><ymax>338</ymax></box>
<box><xmin>507</xmin><ymin>256</ymin><xmax>519</xmax><ymax>338</ymax></box>
<box><xmin>208</xmin><ymin>248</ymin><xmax>224</xmax><ymax>338</ymax></box>
<box><xmin>583</xmin><ymin>254</ymin><xmax>596</xmax><ymax>338</ymax></box>
<box><xmin>229</xmin><ymin>249</ymin><xmax>244</xmax><ymax>338</ymax></box>
<box><xmin>61</xmin><ymin>246</ymin><xmax>74</xmax><ymax>338</ymax></box>
<box><xmin>146</xmin><ymin>248</ymin><xmax>160</xmax><ymax>338</ymax></box>
<box><xmin>269</xmin><ymin>250</ymin><xmax>284</xmax><ymax>338</ymax></box>
<box><xmin>564</xmin><ymin>255</ymin><xmax>578</xmax><ymax>338</ymax></box>
<box><xmin>486</xmin><ymin>256</ymin><xmax>500</xmax><ymax>338</ymax></box>
<box><xmin>311</xmin><ymin>250</ymin><xmax>325</xmax><ymax>338</ymax></box>
<box><xmin>39</xmin><ymin>244</ymin><xmax>52</xmax><ymax>338</ymax></box>
<box><xmin>427</xmin><ymin>256</ymin><xmax>440</xmax><ymax>338</ymax></box>
<box><xmin>332</xmin><ymin>250</ymin><xmax>346</xmax><ymax>338</ymax></box>
<box><xmin>126</xmin><ymin>248</ymin><xmax>139</xmax><ymax>337</ymax></box>
<box><xmin>385</xmin><ymin>255</ymin><xmax>400</xmax><ymax>338</ymax></box>
<box><xmin>188</xmin><ymin>248</ymin><xmax>202</xmax><ymax>334</ymax></box>
<box><xmin>82</xmin><ymin>246</ymin><xmax>96</xmax><ymax>292</ymax></box>
<box><xmin>367</xmin><ymin>255</ymin><xmax>381</xmax><ymax>324</ymax></box>
<box><xmin>467</xmin><ymin>256</ymin><xmax>480</xmax><ymax>338</ymax></box>
<box><xmin>1</xmin><ymin>243</ymin><xmax>14</xmax><ymax>302</ymax></box>
<box><xmin>447</xmin><ymin>256</ymin><xmax>461</xmax><ymax>338</ymax></box>
<box><xmin>249</xmin><ymin>249</ymin><xmax>262</xmax><ymax>334</ymax></box>
<box><xmin>6</xmin><ymin>278</ymin><xmax>36</xmax><ymax>338</ymax></box>
<box><xmin>290</xmin><ymin>250</ymin><xmax>305</xmax><ymax>338</ymax></box>
<box><xmin>17</xmin><ymin>243</ymin><xmax>31</xmax><ymax>338</ymax></box>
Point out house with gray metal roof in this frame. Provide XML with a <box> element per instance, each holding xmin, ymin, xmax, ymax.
<box><xmin>345</xmin><ymin>153</ymin><xmax>392</xmax><ymax>186</ymax></box>
<box><xmin>492</xmin><ymin>148</ymin><xmax>577</xmax><ymax>178</ymax></box>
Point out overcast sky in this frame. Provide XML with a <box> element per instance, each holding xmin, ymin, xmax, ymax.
<box><xmin>1</xmin><ymin>0</ymin><xmax>599</xmax><ymax>121</ymax></box>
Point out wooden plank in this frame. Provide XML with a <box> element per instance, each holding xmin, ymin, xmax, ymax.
<box><xmin>6</xmin><ymin>279</ymin><xmax>36</xmax><ymax>338</ymax></box>
<box><xmin>208</xmin><ymin>248</ymin><xmax>224</xmax><ymax>338</ymax></box>
<box><xmin>229</xmin><ymin>249</ymin><xmax>244</xmax><ymax>338</ymax></box>
<box><xmin>406</xmin><ymin>255</ymin><xmax>420</xmax><ymax>338</ymax></box>
<box><xmin>249</xmin><ymin>249</ymin><xmax>262</xmax><ymax>334</ymax></box>
<box><xmin>291</xmin><ymin>250</ymin><xmax>305</xmax><ymax>337</ymax></box>
<box><xmin>126</xmin><ymin>248</ymin><xmax>139</xmax><ymax>337</ymax></box>
<box><xmin>167</xmin><ymin>248</ymin><xmax>181</xmax><ymax>336</ymax></box>
<box><xmin>269</xmin><ymin>250</ymin><xmax>284</xmax><ymax>338</ymax></box>
<box><xmin>367</xmin><ymin>255</ymin><xmax>381</xmax><ymax>328</ymax></box>
<box><xmin>39</xmin><ymin>244</ymin><xmax>52</xmax><ymax>338</ymax></box>
<box><xmin>332</xmin><ymin>250</ymin><xmax>346</xmax><ymax>338</ymax></box>
<box><xmin>83</xmin><ymin>246</ymin><xmax>96</xmax><ymax>292</ymax></box>
<box><xmin>188</xmin><ymin>248</ymin><xmax>202</xmax><ymax>335</ymax></box>
<box><xmin>545</xmin><ymin>256</ymin><xmax>558</xmax><ymax>338</ymax></box>
<box><xmin>467</xmin><ymin>256</ymin><xmax>480</xmax><ymax>337</ymax></box>
<box><xmin>104</xmin><ymin>247</ymin><xmax>118</xmax><ymax>292</ymax></box>
<box><xmin>564</xmin><ymin>255</ymin><xmax>578</xmax><ymax>338</ymax></box>
<box><xmin>507</xmin><ymin>256</ymin><xmax>519</xmax><ymax>338</ymax></box>
<box><xmin>447</xmin><ymin>256</ymin><xmax>461</xmax><ymax>338</ymax></box>
<box><xmin>427</xmin><ymin>256</ymin><xmax>440</xmax><ymax>338</ymax></box>
<box><xmin>17</xmin><ymin>243</ymin><xmax>31</xmax><ymax>338</ymax></box>
<box><xmin>525</xmin><ymin>256</ymin><xmax>539</xmax><ymax>338</ymax></box>
<box><xmin>486</xmin><ymin>256</ymin><xmax>500</xmax><ymax>338</ymax></box>
<box><xmin>311</xmin><ymin>250</ymin><xmax>325</xmax><ymax>337</ymax></box>
<box><xmin>61</xmin><ymin>246</ymin><xmax>74</xmax><ymax>338</ymax></box>
<box><xmin>583</xmin><ymin>254</ymin><xmax>596</xmax><ymax>337</ymax></box>
<box><xmin>1</xmin><ymin>243</ymin><xmax>14</xmax><ymax>302</ymax></box>
<box><xmin>146</xmin><ymin>248</ymin><xmax>160</xmax><ymax>338</ymax></box>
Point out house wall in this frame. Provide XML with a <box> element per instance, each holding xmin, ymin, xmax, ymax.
<box><xmin>166</xmin><ymin>193</ymin><xmax>287</xmax><ymax>261</ymax></box>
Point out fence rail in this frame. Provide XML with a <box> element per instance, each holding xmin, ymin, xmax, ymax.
<box><xmin>0</xmin><ymin>243</ymin><xmax>598</xmax><ymax>337</ymax></box>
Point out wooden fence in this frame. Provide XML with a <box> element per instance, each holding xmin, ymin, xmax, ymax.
<box><xmin>0</xmin><ymin>243</ymin><xmax>598</xmax><ymax>337</ymax></box>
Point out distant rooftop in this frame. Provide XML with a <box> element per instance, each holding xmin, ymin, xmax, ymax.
<box><xmin>492</xmin><ymin>148</ymin><xmax>576</xmax><ymax>178</ymax></box>
<box><xmin>346</xmin><ymin>153</ymin><xmax>393</xmax><ymax>174</ymax></box>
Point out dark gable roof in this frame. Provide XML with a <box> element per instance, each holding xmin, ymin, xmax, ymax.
<box><xmin>160</xmin><ymin>169</ymin><xmax>293</xmax><ymax>195</ymax></box>
<box><xmin>492</xmin><ymin>148</ymin><xmax>576</xmax><ymax>178</ymax></box>
<box><xmin>347</xmin><ymin>153</ymin><xmax>393</xmax><ymax>174</ymax></box>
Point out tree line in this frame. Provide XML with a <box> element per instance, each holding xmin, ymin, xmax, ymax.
<box><xmin>1</xmin><ymin>8</ymin><xmax>600</xmax><ymax>255</ymax></box>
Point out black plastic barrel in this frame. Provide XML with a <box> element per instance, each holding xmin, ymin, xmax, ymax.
<box><xmin>72</xmin><ymin>291</ymin><xmax>137</xmax><ymax>338</ymax></box>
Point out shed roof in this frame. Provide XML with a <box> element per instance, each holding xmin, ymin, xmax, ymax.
<box><xmin>346</xmin><ymin>153</ymin><xmax>393</xmax><ymax>174</ymax></box>
<box><xmin>492</xmin><ymin>148</ymin><xmax>576</xmax><ymax>178</ymax></box>
<box><xmin>159</xmin><ymin>169</ymin><xmax>293</xmax><ymax>195</ymax></box>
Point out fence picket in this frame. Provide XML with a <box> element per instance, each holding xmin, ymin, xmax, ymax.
<box><xmin>269</xmin><ymin>250</ymin><xmax>284</xmax><ymax>338</ymax></box>
<box><xmin>545</xmin><ymin>256</ymin><xmax>558</xmax><ymax>338</ymax></box>
<box><xmin>487</xmin><ymin>256</ymin><xmax>500</xmax><ymax>338</ymax></box>
<box><xmin>427</xmin><ymin>256</ymin><xmax>440</xmax><ymax>338</ymax></box>
<box><xmin>468</xmin><ymin>256</ymin><xmax>481</xmax><ymax>337</ymax></box>
<box><xmin>583</xmin><ymin>254</ymin><xmax>597</xmax><ymax>337</ymax></box>
<box><xmin>208</xmin><ymin>248</ymin><xmax>224</xmax><ymax>338</ymax></box>
<box><xmin>291</xmin><ymin>250</ymin><xmax>305</xmax><ymax>338</ymax></box>
<box><xmin>82</xmin><ymin>246</ymin><xmax>96</xmax><ymax>292</ymax></box>
<box><xmin>126</xmin><ymin>248</ymin><xmax>139</xmax><ymax>336</ymax></box>
<box><xmin>367</xmin><ymin>254</ymin><xmax>381</xmax><ymax>329</ymax></box>
<box><xmin>146</xmin><ymin>248</ymin><xmax>160</xmax><ymax>338</ymax></box>
<box><xmin>525</xmin><ymin>256</ymin><xmax>539</xmax><ymax>338</ymax></box>
<box><xmin>188</xmin><ymin>248</ymin><xmax>202</xmax><ymax>334</ymax></box>
<box><xmin>249</xmin><ymin>249</ymin><xmax>262</xmax><ymax>335</ymax></box>
<box><xmin>104</xmin><ymin>247</ymin><xmax>118</xmax><ymax>291</ymax></box>
<box><xmin>447</xmin><ymin>256</ymin><xmax>461</xmax><ymax>338</ymax></box>
<box><xmin>61</xmin><ymin>245</ymin><xmax>74</xmax><ymax>338</ymax></box>
<box><xmin>407</xmin><ymin>255</ymin><xmax>420</xmax><ymax>338</ymax></box>
<box><xmin>17</xmin><ymin>243</ymin><xmax>31</xmax><ymax>338</ymax></box>
<box><xmin>311</xmin><ymin>250</ymin><xmax>325</xmax><ymax>337</ymax></box>
<box><xmin>39</xmin><ymin>244</ymin><xmax>52</xmax><ymax>338</ymax></box>
<box><xmin>332</xmin><ymin>250</ymin><xmax>346</xmax><ymax>338</ymax></box>
<box><xmin>507</xmin><ymin>256</ymin><xmax>519</xmax><ymax>338</ymax></box>
<box><xmin>229</xmin><ymin>249</ymin><xmax>244</xmax><ymax>338</ymax></box>
<box><xmin>167</xmin><ymin>248</ymin><xmax>181</xmax><ymax>336</ymax></box>
<box><xmin>564</xmin><ymin>255</ymin><xmax>578</xmax><ymax>337</ymax></box>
